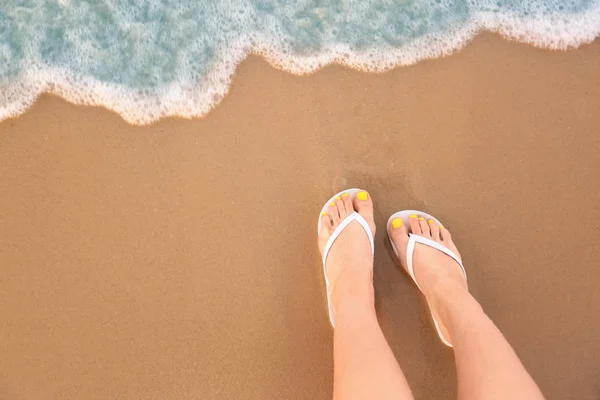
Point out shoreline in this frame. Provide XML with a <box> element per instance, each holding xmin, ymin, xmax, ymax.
<box><xmin>1</xmin><ymin>33</ymin><xmax>599</xmax><ymax>400</ymax></box>
<box><xmin>3</xmin><ymin>27</ymin><xmax>600</xmax><ymax>125</ymax></box>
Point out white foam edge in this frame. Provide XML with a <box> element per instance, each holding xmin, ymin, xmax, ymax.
<box><xmin>1</xmin><ymin>2</ymin><xmax>600</xmax><ymax>125</ymax></box>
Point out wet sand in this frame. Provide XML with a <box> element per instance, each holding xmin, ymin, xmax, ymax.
<box><xmin>1</xmin><ymin>33</ymin><xmax>599</xmax><ymax>399</ymax></box>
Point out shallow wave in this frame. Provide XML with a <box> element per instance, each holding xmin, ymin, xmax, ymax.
<box><xmin>1</xmin><ymin>0</ymin><xmax>599</xmax><ymax>124</ymax></box>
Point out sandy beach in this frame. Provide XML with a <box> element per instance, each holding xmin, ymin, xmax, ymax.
<box><xmin>1</xmin><ymin>33</ymin><xmax>599</xmax><ymax>399</ymax></box>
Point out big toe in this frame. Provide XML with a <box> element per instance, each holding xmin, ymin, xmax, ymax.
<box><xmin>388</xmin><ymin>216</ymin><xmax>409</xmax><ymax>260</ymax></box>
<box><xmin>353</xmin><ymin>190</ymin><xmax>376</xmax><ymax>235</ymax></box>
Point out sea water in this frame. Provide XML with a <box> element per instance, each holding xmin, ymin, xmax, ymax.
<box><xmin>1</xmin><ymin>0</ymin><xmax>599</xmax><ymax>124</ymax></box>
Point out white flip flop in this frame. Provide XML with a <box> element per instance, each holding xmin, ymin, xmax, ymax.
<box><xmin>318</xmin><ymin>188</ymin><xmax>375</xmax><ymax>327</ymax></box>
<box><xmin>386</xmin><ymin>210</ymin><xmax>467</xmax><ymax>347</ymax></box>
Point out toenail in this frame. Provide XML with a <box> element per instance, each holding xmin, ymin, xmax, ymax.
<box><xmin>322</xmin><ymin>212</ymin><xmax>328</xmax><ymax>216</ymax></box>
<box><xmin>357</xmin><ymin>191</ymin><xmax>368</xmax><ymax>201</ymax></box>
<box><xmin>409</xmin><ymin>214</ymin><xmax>417</xmax><ymax>219</ymax></box>
<box><xmin>418</xmin><ymin>217</ymin><xmax>425</xmax><ymax>221</ymax></box>
<box><xmin>392</xmin><ymin>218</ymin><xmax>403</xmax><ymax>229</ymax></box>
<box><xmin>335</xmin><ymin>196</ymin><xmax>341</xmax><ymax>200</ymax></box>
<box><xmin>330</xmin><ymin>202</ymin><xmax>336</xmax><ymax>207</ymax></box>
<box><xmin>439</xmin><ymin>225</ymin><xmax>444</xmax><ymax>229</ymax></box>
<box><xmin>428</xmin><ymin>219</ymin><xmax>434</xmax><ymax>224</ymax></box>
<box><xmin>342</xmin><ymin>193</ymin><xmax>350</xmax><ymax>197</ymax></box>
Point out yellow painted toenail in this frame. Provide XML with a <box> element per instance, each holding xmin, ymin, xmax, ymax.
<box><xmin>330</xmin><ymin>202</ymin><xmax>336</xmax><ymax>207</ymax></box>
<box><xmin>392</xmin><ymin>218</ymin><xmax>403</xmax><ymax>229</ymax></box>
<box><xmin>322</xmin><ymin>212</ymin><xmax>328</xmax><ymax>216</ymax></box>
<box><xmin>439</xmin><ymin>225</ymin><xmax>444</xmax><ymax>229</ymax></box>
<box><xmin>357</xmin><ymin>191</ymin><xmax>368</xmax><ymax>201</ymax></box>
<box><xmin>428</xmin><ymin>219</ymin><xmax>434</xmax><ymax>224</ymax></box>
<box><xmin>342</xmin><ymin>193</ymin><xmax>350</xmax><ymax>197</ymax></box>
<box><xmin>418</xmin><ymin>217</ymin><xmax>425</xmax><ymax>221</ymax></box>
<box><xmin>409</xmin><ymin>214</ymin><xmax>417</xmax><ymax>219</ymax></box>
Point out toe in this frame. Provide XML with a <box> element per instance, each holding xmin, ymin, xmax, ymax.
<box><xmin>329</xmin><ymin>201</ymin><xmax>340</xmax><ymax>224</ymax></box>
<box><xmin>340</xmin><ymin>192</ymin><xmax>354</xmax><ymax>214</ymax></box>
<box><xmin>335</xmin><ymin>196</ymin><xmax>349</xmax><ymax>219</ymax></box>
<box><xmin>408</xmin><ymin>214</ymin><xmax>421</xmax><ymax>234</ymax></box>
<box><xmin>439</xmin><ymin>225</ymin><xmax>461</xmax><ymax>261</ymax></box>
<box><xmin>388</xmin><ymin>217</ymin><xmax>409</xmax><ymax>247</ymax></box>
<box><xmin>418</xmin><ymin>217</ymin><xmax>430</xmax><ymax>237</ymax></box>
<box><xmin>439</xmin><ymin>224</ymin><xmax>451</xmax><ymax>241</ymax></box>
<box><xmin>353</xmin><ymin>190</ymin><xmax>376</xmax><ymax>234</ymax></box>
<box><xmin>320</xmin><ymin>211</ymin><xmax>333</xmax><ymax>233</ymax></box>
<box><xmin>318</xmin><ymin>211</ymin><xmax>335</xmax><ymax>254</ymax></box>
<box><xmin>428</xmin><ymin>219</ymin><xmax>441</xmax><ymax>241</ymax></box>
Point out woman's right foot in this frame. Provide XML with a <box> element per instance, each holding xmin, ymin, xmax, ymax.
<box><xmin>388</xmin><ymin>215</ymin><xmax>468</xmax><ymax>344</ymax></box>
<box><xmin>318</xmin><ymin>191</ymin><xmax>376</xmax><ymax>312</ymax></box>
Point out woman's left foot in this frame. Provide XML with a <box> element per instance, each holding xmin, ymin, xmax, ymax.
<box><xmin>388</xmin><ymin>215</ymin><xmax>467</xmax><ymax>343</ymax></box>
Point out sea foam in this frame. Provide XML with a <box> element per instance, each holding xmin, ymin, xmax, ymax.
<box><xmin>1</xmin><ymin>0</ymin><xmax>599</xmax><ymax>124</ymax></box>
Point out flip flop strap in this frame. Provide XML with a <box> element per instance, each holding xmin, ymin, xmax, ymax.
<box><xmin>406</xmin><ymin>234</ymin><xmax>467</xmax><ymax>292</ymax></box>
<box><xmin>320</xmin><ymin>212</ymin><xmax>374</xmax><ymax>327</ymax></box>
<box><xmin>322</xmin><ymin>212</ymin><xmax>374</xmax><ymax>268</ymax></box>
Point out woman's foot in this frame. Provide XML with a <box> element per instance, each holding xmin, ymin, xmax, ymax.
<box><xmin>318</xmin><ymin>191</ymin><xmax>376</xmax><ymax>311</ymax></box>
<box><xmin>388</xmin><ymin>215</ymin><xmax>467</xmax><ymax>344</ymax></box>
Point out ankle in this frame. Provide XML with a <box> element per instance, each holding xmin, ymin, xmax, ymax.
<box><xmin>415</xmin><ymin>258</ymin><xmax>467</xmax><ymax>297</ymax></box>
<box><xmin>331</xmin><ymin>267</ymin><xmax>374</xmax><ymax>312</ymax></box>
<box><xmin>427</xmin><ymin>278</ymin><xmax>469</xmax><ymax>312</ymax></box>
<box><xmin>428</xmin><ymin>282</ymin><xmax>482</xmax><ymax>337</ymax></box>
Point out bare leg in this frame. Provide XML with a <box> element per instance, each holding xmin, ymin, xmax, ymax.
<box><xmin>388</xmin><ymin>216</ymin><xmax>544</xmax><ymax>400</ymax></box>
<box><xmin>433</xmin><ymin>282</ymin><xmax>545</xmax><ymax>400</ymax></box>
<box><xmin>332</xmin><ymin>267</ymin><xmax>414</xmax><ymax>400</ymax></box>
<box><xmin>319</xmin><ymin>191</ymin><xmax>414</xmax><ymax>400</ymax></box>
